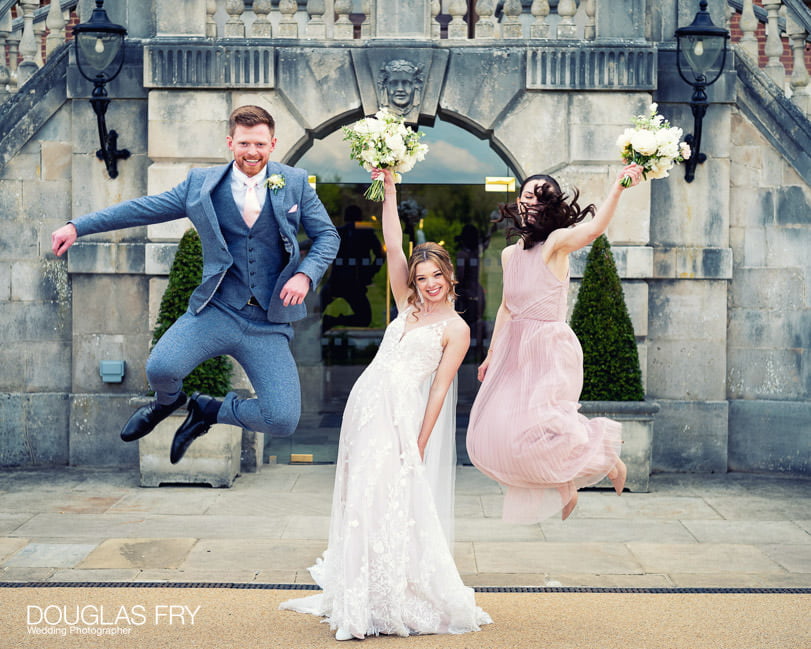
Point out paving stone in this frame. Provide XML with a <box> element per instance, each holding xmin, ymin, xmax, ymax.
<box><xmin>667</xmin><ymin>573</ymin><xmax>782</xmax><ymax>588</ymax></box>
<box><xmin>136</xmin><ymin>568</ymin><xmax>270</xmax><ymax>583</ymax></box>
<box><xmin>290</xmin><ymin>569</ymin><xmax>317</xmax><ymax>585</ymax></box>
<box><xmin>0</xmin><ymin>491</ymin><xmax>123</xmax><ymax>514</ymax></box>
<box><xmin>455</xmin><ymin>518</ymin><xmax>544</xmax><ymax>542</ymax></box>
<box><xmin>0</xmin><ymin>466</ymin><xmax>809</xmax><ymax>587</ymax></box>
<box><xmin>108</xmin><ymin>490</ymin><xmax>225</xmax><ymax>515</ymax></box>
<box><xmin>704</xmin><ymin>495</ymin><xmax>811</xmax><ymax>521</ymax></box>
<box><xmin>682</xmin><ymin>520</ymin><xmax>811</xmax><ymax>544</ymax></box>
<box><xmin>454</xmin><ymin>469</ymin><xmax>503</xmax><ymax>495</ymax></box>
<box><xmin>453</xmin><ymin>542</ymin><xmax>477</xmax><ymax>575</ymax></box>
<box><xmin>543</xmin><ymin>573</ymin><xmax>674</xmax><ymax>588</ymax></box>
<box><xmin>4</xmin><ymin>542</ymin><xmax>97</xmax><ymax>568</ymax></box>
<box><xmin>0</xmin><ymin>537</ymin><xmax>28</xmax><ymax>562</ymax></box>
<box><xmin>0</xmin><ymin>566</ymin><xmax>55</xmax><ymax>581</ymax></box>
<box><xmin>473</xmin><ymin>542</ymin><xmax>643</xmax><ymax>575</ymax></box>
<box><xmin>12</xmin><ymin>513</ymin><xmax>287</xmax><ymax>539</ymax></box>
<box><xmin>48</xmin><ymin>568</ymin><xmax>141</xmax><ymax>582</ymax></box>
<box><xmin>758</xmin><ymin>544</ymin><xmax>811</xmax><ymax>573</ymax></box>
<box><xmin>454</xmin><ymin>495</ymin><xmax>487</xmax><ymax>518</ymax></box>
<box><xmin>79</xmin><ymin>538</ymin><xmax>197</xmax><ymax>570</ymax></box>
<box><xmin>280</xmin><ymin>515</ymin><xmax>330</xmax><ymax>540</ymax></box>
<box><xmin>181</xmin><ymin>539</ymin><xmax>325</xmax><ymax>572</ymax></box>
<box><xmin>462</xmin><ymin>573</ymin><xmax>559</xmax><ymax>588</ymax></box>
<box><xmin>574</xmin><ymin>494</ymin><xmax>723</xmax><ymax>520</ymax></box>
<box><xmin>286</xmin><ymin>465</ymin><xmax>339</xmax><ymax>493</ymax></box>
<box><xmin>627</xmin><ymin>543</ymin><xmax>785</xmax><ymax>574</ymax></box>
<box><xmin>204</xmin><ymin>491</ymin><xmax>332</xmax><ymax>517</ymax></box>
<box><xmin>541</xmin><ymin>519</ymin><xmax>696</xmax><ymax>544</ymax></box>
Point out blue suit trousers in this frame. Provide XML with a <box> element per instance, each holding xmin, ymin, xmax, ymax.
<box><xmin>146</xmin><ymin>298</ymin><xmax>299</xmax><ymax>437</ymax></box>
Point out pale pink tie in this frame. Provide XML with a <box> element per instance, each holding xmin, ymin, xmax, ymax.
<box><xmin>243</xmin><ymin>178</ymin><xmax>261</xmax><ymax>227</ymax></box>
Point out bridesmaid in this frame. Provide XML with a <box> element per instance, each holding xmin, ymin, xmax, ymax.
<box><xmin>466</xmin><ymin>163</ymin><xmax>644</xmax><ymax>523</ymax></box>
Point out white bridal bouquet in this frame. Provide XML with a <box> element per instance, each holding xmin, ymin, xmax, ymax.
<box><xmin>342</xmin><ymin>109</ymin><xmax>429</xmax><ymax>201</ymax></box>
<box><xmin>616</xmin><ymin>103</ymin><xmax>691</xmax><ymax>187</ymax></box>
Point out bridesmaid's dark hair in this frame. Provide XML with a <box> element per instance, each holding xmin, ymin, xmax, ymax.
<box><xmin>406</xmin><ymin>242</ymin><xmax>458</xmax><ymax>318</ymax></box>
<box><xmin>494</xmin><ymin>174</ymin><xmax>596</xmax><ymax>250</ymax></box>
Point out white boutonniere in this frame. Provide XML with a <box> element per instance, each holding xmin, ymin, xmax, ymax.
<box><xmin>266</xmin><ymin>173</ymin><xmax>286</xmax><ymax>194</ymax></box>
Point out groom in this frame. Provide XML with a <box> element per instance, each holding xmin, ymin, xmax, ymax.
<box><xmin>51</xmin><ymin>105</ymin><xmax>339</xmax><ymax>464</ymax></box>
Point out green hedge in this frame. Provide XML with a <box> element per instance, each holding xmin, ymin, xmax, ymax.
<box><xmin>570</xmin><ymin>234</ymin><xmax>644</xmax><ymax>401</ymax></box>
<box><xmin>151</xmin><ymin>228</ymin><xmax>232</xmax><ymax>397</ymax></box>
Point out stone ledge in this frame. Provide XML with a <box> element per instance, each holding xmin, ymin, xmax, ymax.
<box><xmin>580</xmin><ymin>400</ymin><xmax>660</xmax><ymax>418</ymax></box>
<box><xmin>67</xmin><ymin>243</ymin><xmax>146</xmax><ymax>275</ymax></box>
<box><xmin>570</xmin><ymin>246</ymin><xmax>653</xmax><ymax>279</ymax></box>
<box><xmin>652</xmin><ymin>247</ymin><xmax>733</xmax><ymax>280</ymax></box>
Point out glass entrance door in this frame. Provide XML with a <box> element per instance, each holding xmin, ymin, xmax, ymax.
<box><xmin>267</xmin><ymin>119</ymin><xmax>517</xmax><ymax>465</ymax></box>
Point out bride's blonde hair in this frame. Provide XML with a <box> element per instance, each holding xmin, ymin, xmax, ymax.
<box><xmin>406</xmin><ymin>243</ymin><xmax>458</xmax><ymax>318</ymax></box>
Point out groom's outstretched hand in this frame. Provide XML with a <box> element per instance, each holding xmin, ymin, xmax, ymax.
<box><xmin>51</xmin><ymin>223</ymin><xmax>77</xmax><ymax>257</ymax></box>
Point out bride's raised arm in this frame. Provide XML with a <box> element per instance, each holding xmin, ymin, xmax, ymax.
<box><xmin>376</xmin><ymin>168</ymin><xmax>410</xmax><ymax>308</ymax></box>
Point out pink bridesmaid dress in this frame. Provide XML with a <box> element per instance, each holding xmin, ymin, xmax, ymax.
<box><xmin>466</xmin><ymin>241</ymin><xmax>622</xmax><ymax>523</ymax></box>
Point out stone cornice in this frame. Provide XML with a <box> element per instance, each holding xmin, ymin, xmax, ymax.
<box><xmin>142</xmin><ymin>40</ymin><xmax>657</xmax><ymax>92</ymax></box>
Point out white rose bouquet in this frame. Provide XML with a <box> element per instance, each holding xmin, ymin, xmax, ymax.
<box><xmin>616</xmin><ymin>103</ymin><xmax>691</xmax><ymax>187</ymax></box>
<box><xmin>342</xmin><ymin>109</ymin><xmax>429</xmax><ymax>201</ymax></box>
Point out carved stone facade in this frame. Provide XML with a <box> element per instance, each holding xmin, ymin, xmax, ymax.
<box><xmin>0</xmin><ymin>0</ymin><xmax>808</xmax><ymax>475</ymax></box>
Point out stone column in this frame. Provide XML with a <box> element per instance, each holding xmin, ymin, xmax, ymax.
<box><xmin>45</xmin><ymin>0</ymin><xmax>67</xmax><ymax>56</ymax></box>
<box><xmin>306</xmin><ymin>0</ymin><xmax>326</xmax><ymax>39</ymax></box>
<box><xmin>530</xmin><ymin>0</ymin><xmax>550</xmax><ymax>39</ymax></box>
<box><xmin>763</xmin><ymin>0</ymin><xmax>786</xmax><ymax>86</ymax></box>
<box><xmin>17</xmin><ymin>1</ymin><xmax>40</xmax><ymax>86</ymax></box>
<box><xmin>224</xmin><ymin>0</ymin><xmax>247</xmax><ymax>38</ymax></box>
<box><xmin>278</xmin><ymin>0</ymin><xmax>298</xmax><ymax>38</ymax></box>
<box><xmin>373</xmin><ymin>0</ymin><xmax>431</xmax><ymax>39</ymax></box>
<box><xmin>595</xmin><ymin>0</ymin><xmax>646</xmax><ymax>40</ymax></box>
<box><xmin>156</xmin><ymin>0</ymin><xmax>207</xmax><ymax>37</ymax></box>
<box><xmin>0</xmin><ymin>7</ymin><xmax>11</xmax><ymax>99</ymax></box>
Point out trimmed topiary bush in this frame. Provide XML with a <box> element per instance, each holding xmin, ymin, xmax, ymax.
<box><xmin>151</xmin><ymin>228</ymin><xmax>232</xmax><ymax>397</ymax></box>
<box><xmin>570</xmin><ymin>234</ymin><xmax>644</xmax><ymax>401</ymax></box>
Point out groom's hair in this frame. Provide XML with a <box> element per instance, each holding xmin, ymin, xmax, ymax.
<box><xmin>228</xmin><ymin>105</ymin><xmax>275</xmax><ymax>136</ymax></box>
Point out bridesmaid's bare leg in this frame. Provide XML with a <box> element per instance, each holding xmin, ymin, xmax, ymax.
<box><xmin>607</xmin><ymin>459</ymin><xmax>627</xmax><ymax>496</ymax></box>
<box><xmin>560</xmin><ymin>483</ymin><xmax>578</xmax><ymax>521</ymax></box>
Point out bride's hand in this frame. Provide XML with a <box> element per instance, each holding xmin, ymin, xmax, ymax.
<box><xmin>371</xmin><ymin>167</ymin><xmax>396</xmax><ymax>193</ymax></box>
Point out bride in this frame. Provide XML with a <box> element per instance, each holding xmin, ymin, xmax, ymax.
<box><xmin>280</xmin><ymin>169</ymin><xmax>492</xmax><ymax>640</ymax></box>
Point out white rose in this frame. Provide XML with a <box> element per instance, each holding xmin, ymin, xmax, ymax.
<box><xmin>630</xmin><ymin>129</ymin><xmax>658</xmax><ymax>156</ymax></box>
<box><xmin>361</xmin><ymin>147</ymin><xmax>378</xmax><ymax>165</ymax></box>
<box><xmin>616</xmin><ymin>128</ymin><xmax>634</xmax><ymax>149</ymax></box>
<box><xmin>658</xmin><ymin>142</ymin><xmax>679</xmax><ymax>160</ymax></box>
<box><xmin>647</xmin><ymin>159</ymin><xmax>672</xmax><ymax>179</ymax></box>
<box><xmin>385</xmin><ymin>133</ymin><xmax>407</xmax><ymax>160</ymax></box>
<box><xmin>680</xmin><ymin>142</ymin><xmax>692</xmax><ymax>160</ymax></box>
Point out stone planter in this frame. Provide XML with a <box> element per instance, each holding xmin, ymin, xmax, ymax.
<box><xmin>580</xmin><ymin>400</ymin><xmax>659</xmax><ymax>493</ymax></box>
<box><xmin>138</xmin><ymin>410</ymin><xmax>242</xmax><ymax>488</ymax></box>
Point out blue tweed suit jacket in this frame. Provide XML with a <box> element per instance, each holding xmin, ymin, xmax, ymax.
<box><xmin>71</xmin><ymin>162</ymin><xmax>340</xmax><ymax>323</ymax></box>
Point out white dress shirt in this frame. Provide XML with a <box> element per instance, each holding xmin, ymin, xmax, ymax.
<box><xmin>230</xmin><ymin>164</ymin><xmax>268</xmax><ymax>215</ymax></box>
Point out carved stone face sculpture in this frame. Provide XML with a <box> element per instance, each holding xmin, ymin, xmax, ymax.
<box><xmin>378</xmin><ymin>59</ymin><xmax>424</xmax><ymax>117</ymax></box>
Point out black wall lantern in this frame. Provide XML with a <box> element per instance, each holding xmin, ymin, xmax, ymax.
<box><xmin>675</xmin><ymin>0</ymin><xmax>730</xmax><ymax>182</ymax></box>
<box><xmin>73</xmin><ymin>0</ymin><xmax>130</xmax><ymax>179</ymax></box>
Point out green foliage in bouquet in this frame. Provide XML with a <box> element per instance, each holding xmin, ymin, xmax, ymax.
<box><xmin>151</xmin><ymin>229</ymin><xmax>232</xmax><ymax>397</ymax></box>
<box><xmin>570</xmin><ymin>235</ymin><xmax>644</xmax><ymax>401</ymax></box>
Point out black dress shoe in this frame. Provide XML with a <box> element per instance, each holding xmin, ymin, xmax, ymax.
<box><xmin>170</xmin><ymin>392</ymin><xmax>222</xmax><ymax>464</ymax></box>
<box><xmin>120</xmin><ymin>392</ymin><xmax>187</xmax><ymax>442</ymax></box>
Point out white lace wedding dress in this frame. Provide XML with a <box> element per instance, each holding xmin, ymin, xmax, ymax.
<box><xmin>280</xmin><ymin>308</ymin><xmax>492</xmax><ymax>638</ymax></box>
